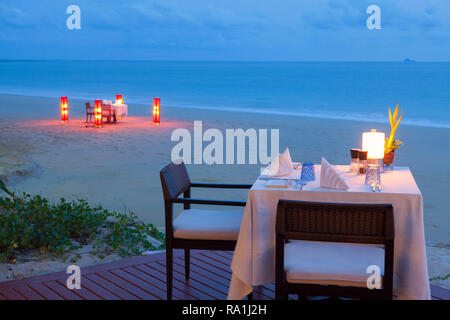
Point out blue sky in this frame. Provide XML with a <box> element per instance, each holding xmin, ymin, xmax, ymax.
<box><xmin>0</xmin><ymin>0</ymin><xmax>449</xmax><ymax>61</ymax></box>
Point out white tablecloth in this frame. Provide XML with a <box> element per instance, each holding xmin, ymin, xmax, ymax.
<box><xmin>111</xmin><ymin>103</ymin><xmax>128</xmax><ymax>119</ymax></box>
<box><xmin>228</xmin><ymin>165</ymin><xmax>430</xmax><ymax>300</ymax></box>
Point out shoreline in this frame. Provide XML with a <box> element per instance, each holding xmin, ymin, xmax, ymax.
<box><xmin>0</xmin><ymin>93</ymin><xmax>448</xmax><ymax>289</ymax></box>
<box><xmin>1</xmin><ymin>93</ymin><xmax>449</xmax><ymax>130</ymax></box>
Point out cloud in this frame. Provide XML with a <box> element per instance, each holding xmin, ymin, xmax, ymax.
<box><xmin>0</xmin><ymin>4</ymin><xmax>37</xmax><ymax>28</ymax></box>
<box><xmin>0</xmin><ymin>0</ymin><xmax>448</xmax><ymax>60</ymax></box>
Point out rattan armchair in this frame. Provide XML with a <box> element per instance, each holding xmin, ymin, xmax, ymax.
<box><xmin>275</xmin><ymin>200</ymin><xmax>394</xmax><ymax>300</ymax></box>
<box><xmin>160</xmin><ymin>161</ymin><xmax>252</xmax><ymax>300</ymax></box>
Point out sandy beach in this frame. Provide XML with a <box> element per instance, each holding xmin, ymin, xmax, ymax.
<box><xmin>0</xmin><ymin>94</ymin><xmax>448</xmax><ymax>289</ymax></box>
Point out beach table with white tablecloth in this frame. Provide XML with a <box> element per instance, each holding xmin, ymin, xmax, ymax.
<box><xmin>228</xmin><ymin>165</ymin><xmax>430</xmax><ymax>300</ymax></box>
<box><xmin>111</xmin><ymin>103</ymin><xmax>128</xmax><ymax>119</ymax></box>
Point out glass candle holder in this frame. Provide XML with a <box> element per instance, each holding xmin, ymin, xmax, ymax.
<box><xmin>300</xmin><ymin>162</ymin><xmax>315</xmax><ymax>182</ymax></box>
<box><xmin>365</xmin><ymin>164</ymin><xmax>381</xmax><ymax>190</ymax></box>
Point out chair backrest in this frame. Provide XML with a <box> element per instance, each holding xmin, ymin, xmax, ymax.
<box><xmin>160</xmin><ymin>161</ymin><xmax>191</xmax><ymax>201</ymax></box>
<box><xmin>85</xmin><ymin>102</ymin><xmax>92</xmax><ymax>111</ymax></box>
<box><xmin>102</xmin><ymin>104</ymin><xmax>112</xmax><ymax>115</ymax></box>
<box><xmin>276</xmin><ymin>200</ymin><xmax>394</xmax><ymax>245</ymax></box>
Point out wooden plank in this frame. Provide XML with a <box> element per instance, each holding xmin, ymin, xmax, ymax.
<box><xmin>190</xmin><ymin>255</ymin><xmax>232</xmax><ymax>279</ymax></box>
<box><xmin>28</xmin><ymin>282</ymin><xmax>64</xmax><ymax>300</ymax></box>
<box><xmin>134</xmin><ymin>262</ymin><xmax>199</xmax><ymax>300</ymax></box>
<box><xmin>194</xmin><ymin>253</ymin><xmax>233</xmax><ymax>275</ymax></box>
<box><xmin>76</xmin><ymin>277</ymin><xmax>118</xmax><ymax>300</ymax></box>
<box><xmin>431</xmin><ymin>284</ymin><xmax>450</xmax><ymax>300</ymax></box>
<box><xmin>55</xmin><ymin>278</ymin><xmax>103</xmax><ymax>300</ymax></box>
<box><xmin>155</xmin><ymin>260</ymin><xmax>226</xmax><ymax>300</ymax></box>
<box><xmin>95</xmin><ymin>270</ymin><xmax>155</xmax><ymax>300</ymax></box>
<box><xmin>109</xmin><ymin>268</ymin><xmax>164</xmax><ymax>299</ymax></box>
<box><xmin>201</xmin><ymin>251</ymin><xmax>235</xmax><ymax>269</ymax></box>
<box><xmin>189</xmin><ymin>256</ymin><xmax>232</xmax><ymax>281</ymax></box>
<box><xmin>144</xmin><ymin>257</ymin><xmax>209</xmax><ymax>300</ymax></box>
<box><xmin>14</xmin><ymin>285</ymin><xmax>45</xmax><ymax>300</ymax></box>
<box><xmin>0</xmin><ymin>288</ymin><xmax>26</xmax><ymax>300</ymax></box>
<box><xmin>148</xmin><ymin>260</ymin><xmax>214</xmax><ymax>300</ymax></box>
<box><xmin>191</xmin><ymin>253</ymin><xmax>274</xmax><ymax>299</ymax></box>
<box><xmin>171</xmin><ymin>261</ymin><xmax>230</xmax><ymax>296</ymax></box>
<box><xmin>211</xmin><ymin>250</ymin><xmax>234</xmax><ymax>261</ymax></box>
<box><xmin>125</xmin><ymin>264</ymin><xmax>196</xmax><ymax>300</ymax></box>
<box><xmin>173</xmin><ymin>259</ymin><xmax>230</xmax><ymax>288</ymax></box>
<box><xmin>85</xmin><ymin>273</ymin><xmax>140</xmax><ymax>300</ymax></box>
<box><xmin>0</xmin><ymin>251</ymin><xmax>178</xmax><ymax>290</ymax></box>
<box><xmin>42</xmin><ymin>280</ymin><xmax>83</xmax><ymax>300</ymax></box>
<box><xmin>0</xmin><ymin>250</ymin><xmax>449</xmax><ymax>301</ymax></box>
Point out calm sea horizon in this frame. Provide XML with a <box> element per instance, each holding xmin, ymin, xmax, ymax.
<box><xmin>0</xmin><ymin>60</ymin><xmax>449</xmax><ymax>129</ymax></box>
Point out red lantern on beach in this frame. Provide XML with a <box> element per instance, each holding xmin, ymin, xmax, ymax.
<box><xmin>94</xmin><ymin>100</ymin><xmax>102</xmax><ymax>127</ymax></box>
<box><xmin>116</xmin><ymin>94</ymin><xmax>123</xmax><ymax>105</ymax></box>
<box><xmin>60</xmin><ymin>96</ymin><xmax>69</xmax><ymax>123</ymax></box>
<box><xmin>153</xmin><ymin>98</ymin><xmax>160</xmax><ymax>125</ymax></box>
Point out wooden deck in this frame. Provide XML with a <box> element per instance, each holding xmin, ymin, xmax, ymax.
<box><xmin>0</xmin><ymin>250</ymin><xmax>448</xmax><ymax>300</ymax></box>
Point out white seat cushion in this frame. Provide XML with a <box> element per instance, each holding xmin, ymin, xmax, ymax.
<box><xmin>173</xmin><ymin>209</ymin><xmax>243</xmax><ymax>241</ymax></box>
<box><xmin>285</xmin><ymin>240</ymin><xmax>385</xmax><ymax>288</ymax></box>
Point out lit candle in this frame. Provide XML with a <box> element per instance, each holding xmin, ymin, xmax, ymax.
<box><xmin>362</xmin><ymin>129</ymin><xmax>385</xmax><ymax>168</ymax></box>
<box><xmin>153</xmin><ymin>98</ymin><xmax>160</xmax><ymax>125</ymax></box>
<box><xmin>60</xmin><ymin>96</ymin><xmax>69</xmax><ymax>123</ymax></box>
<box><xmin>116</xmin><ymin>94</ymin><xmax>123</xmax><ymax>105</ymax></box>
<box><xmin>94</xmin><ymin>100</ymin><xmax>102</xmax><ymax>127</ymax></box>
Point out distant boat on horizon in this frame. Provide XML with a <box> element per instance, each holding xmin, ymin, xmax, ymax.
<box><xmin>403</xmin><ymin>58</ymin><xmax>416</xmax><ymax>63</ymax></box>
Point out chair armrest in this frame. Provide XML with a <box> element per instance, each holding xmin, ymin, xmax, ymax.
<box><xmin>173</xmin><ymin>197</ymin><xmax>247</xmax><ymax>207</ymax></box>
<box><xmin>190</xmin><ymin>182</ymin><xmax>252</xmax><ymax>189</ymax></box>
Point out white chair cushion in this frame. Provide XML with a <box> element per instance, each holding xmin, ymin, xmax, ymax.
<box><xmin>173</xmin><ymin>209</ymin><xmax>243</xmax><ymax>241</ymax></box>
<box><xmin>284</xmin><ymin>240</ymin><xmax>385</xmax><ymax>288</ymax></box>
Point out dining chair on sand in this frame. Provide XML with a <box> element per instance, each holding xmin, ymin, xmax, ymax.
<box><xmin>102</xmin><ymin>104</ymin><xmax>116</xmax><ymax>123</ymax></box>
<box><xmin>275</xmin><ymin>200</ymin><xmax>394</xmax><ymax>300</ymax></box>
<box><xmin>85</xmin><ymin>102</ymin><xmax>95</xmax><ymax>123</ymax></box>
<box><xmin>160</xmin><ymin>161</ymin><xmax>252</xmax><ymax>300</ymax></box>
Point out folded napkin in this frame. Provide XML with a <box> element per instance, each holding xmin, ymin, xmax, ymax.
<box><xmin>320</xmin><ymin>157</ymin><xmax>350</xmax><ymax>190</ymax></box>
<box><xmin>267</xmin><ymin>148</ymin><xmax>294</xmax><ymax>177</ymax></box>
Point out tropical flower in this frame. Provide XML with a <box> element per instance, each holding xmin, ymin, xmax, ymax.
<box><xmin>385</xmin><ymin>104</ymin><xmax>403</xmax><ymax>153</ymax></box>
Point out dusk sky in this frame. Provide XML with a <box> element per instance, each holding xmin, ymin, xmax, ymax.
<box><xmin>0</xmin><ymin>0</ymin><xmax>449</xmax><ymax>61</ymax></box>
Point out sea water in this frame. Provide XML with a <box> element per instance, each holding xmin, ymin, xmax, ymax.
<box><xmin>0</xmin><ymin>60</ymin><xmax>449</xmax><ymax>128</ymax></box>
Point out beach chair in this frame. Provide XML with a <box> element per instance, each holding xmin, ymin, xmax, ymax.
<box><xmin>160</xmin><ymin>161</ymin><xmax>252</xmax><ymax>300</ymax></box>
<box><xmin>85</xmin><ymin>102</ymin><xmax>95</xmax><ymax>123</ymax></box>
<box><xmin>275</xmin><ymin>200</ymin><xmax>394</xmax><ymax>300</ymax></box>
<box><xmin>102</xmin><ymin>104</ymin><xmax>116</xmax><ymax>123</ymax></box>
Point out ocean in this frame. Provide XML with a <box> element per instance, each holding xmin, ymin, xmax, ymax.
<box><xmin>0</xmin><ymin>60</ymin><xmax>449</xmax><ymax>128</ymax></box>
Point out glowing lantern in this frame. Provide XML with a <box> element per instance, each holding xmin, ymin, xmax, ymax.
<box><xmin>94</xmin><ymin>100</ymin><xmax>102</xmax><ymax>127</ymax></box>
<box><xmin>153</xmin><ymin>98</ymin><xmax>160</xmax><ymax>125</ymax></box>
<box><xmin>60</xmin><ymin>96</ymin><xmax>69</xmax><ymax>123</ymax></box>
<box><xmin>116</xmin><ymin>94</ymin><xmax>123</xmax><ymax>105</ymax></box>
<box><xmin>362</xmin><ymin>129</ymin><xmax>385</xmax><ymax>167</ymax></box>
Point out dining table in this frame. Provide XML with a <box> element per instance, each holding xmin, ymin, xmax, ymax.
<box><xmin>103</xmin><ymin>100</ymin><xmax>128</xmax><ymax>120</ymax></box>
<box><xmin>111</xmin><ymin>103</ymin><xmax>128</xmax><ymax>120</ymax></box>
<box><xmin>228</xmin><ymin>164</ymin><xmax>430</xmax><ymax>300</ymax></box>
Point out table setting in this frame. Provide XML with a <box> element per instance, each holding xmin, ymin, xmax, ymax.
<box><xmin>228</xmin><ymin>110</ymin><xmax>430</xmax><ymax>300</ymax></box>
